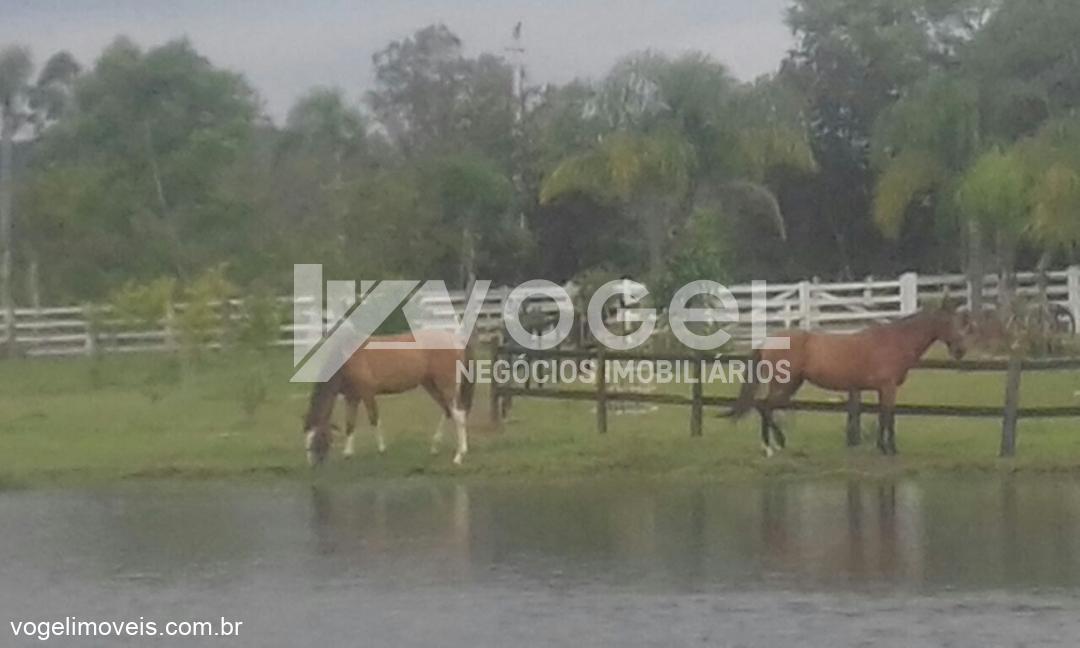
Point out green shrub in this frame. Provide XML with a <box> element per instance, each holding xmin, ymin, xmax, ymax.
<box><xmin>175</xmin><ymin>265</ymin><xmax>236</xmax><ymax>362</ymax></box>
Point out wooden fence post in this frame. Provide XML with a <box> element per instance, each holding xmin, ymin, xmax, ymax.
<box><xmin>164</xmin><ymin>300</ymin><xmax>178</xmax><ymax>351</ymax></box>
<box><xmin>899</xmin><ymin>272</ymin><xmax>919</xmax><ymax>315</ymax></box>
<box><xmin>690</xmin><ymin>358</ymin><xmax>703</xmax><ymax>438</ymax></box>
<box><xmin>798</xmin><ymin>281</ymin><xmax>812</xmax><ymax>330</ymax></box>
<box><xmin>1001</xmin><ymin>353</ymin><xmax>1022</xmax><ymax>457</ymax></box>
<box><xmin>83</xmin><ymin>305</ymin><xmax>97</xmax><ymax>356</ymax></box>
<box><xmin>595</xmin><ymin>349</ymin><xmax>608</xmax><ymax>435</ymax></box>
<box><xmin>488</xmin><ymin>337</ymin><xmax>502</xmax><ymax>429</ymax></box>
<box><xmin>846</xmin><ymin>390</ymin><xmax>862</xmax><ymax>447</ymax></box>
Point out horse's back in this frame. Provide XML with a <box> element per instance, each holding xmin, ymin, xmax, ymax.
<box><xmin>801</xmin><ymin>327</ymin><xmax>910</xmax><ymax>390</ymax></box>
<box><xmin>344</xmin><ymin>331</ymin><xmax>465</xmax><ymax>395</ymax></box>
<box><xmin>762</xmin><ymin>328</ymin><xmax>886</xmax><ymax>391</ymax></box>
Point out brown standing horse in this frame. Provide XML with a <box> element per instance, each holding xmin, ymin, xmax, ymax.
<box><xmin>726</xmin><ymin>302</ymin><xmax>972</xmax><ymax>456</ymax></box>
<box><xmin>302</xmin><ymin>330</ymin><xmax>475</xmax><ymax>466</ymax></box>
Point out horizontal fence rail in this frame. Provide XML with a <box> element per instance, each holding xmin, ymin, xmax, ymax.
<box><xmin>489</xmin><ymin>346</ymin><xmax>1080</xmax><ymax>456</ymax></box>
<box><xmin>2</xmin><ymin>266</ymin><xmax>1080</xmax><ymax>357</ymax></box>
<box><xmin>496</xmin><ymin>386</ymin><xmax>1080</xmax><ymax>420</ymax></box>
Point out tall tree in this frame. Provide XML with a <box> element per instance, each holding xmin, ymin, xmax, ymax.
<box><xmin>277</xmin><ymin>87</ymin><xmax>369</xmax><ymax>271</ymax></box>
<box><xmin>0</xmin><ymin>46</ymin><xmax>31</xmax><ymax>353</ymax></box>
<box><xmin>0</xmin><ymin>46</ymin><xmax>79</xmax><ymax>353</ymax></box>
<box><xmin>283</xmin><ymin>87</ymin><xmax>366</xmax><ymax>166</ymax></box>
<box><xmin>870</xmin><ymin>0</ymin><xmax>1080</xmax><ymax>300</ymax></box>
<box><xmin>367</xmin><ymin>24</ymin><xmax>515</xmax><ymax>164</ymax></box>
<box><xmin>784</xmin><ymin>0</ymin><xmax>991</xmax><ymax>276</ymax></box>
<box><xmin>31</xmin><ymin>38</ymin><xmax>258</xmax><ymax>288</ymax></box>
<box><xmin>425</xmin><ymin>153</ymin><xmax>512</xmax><ymax>290</ymax></box>
<box><xmin>963</xmin><ymin>0</ymin><xmax>1080</xmax><ymax>142</ymax></box>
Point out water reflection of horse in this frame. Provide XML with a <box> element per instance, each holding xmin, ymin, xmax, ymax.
<box><xmin>302</xmin><ymin>330</ymin><xmax>475</xmax><ymax>466</ymax></box>
<box><xmin>307</xmin><ymin>483</ymin><xmax>474</xmax><ymax>574</ymax></box>
<box><xmin>726</xmin><ymin>302</ymin><xmax>973</xmax><ymax>456</ymax></box>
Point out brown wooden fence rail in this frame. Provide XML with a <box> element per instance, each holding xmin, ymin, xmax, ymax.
<box><xmin>488</xmin><ymin>344</ymin><xmax>1080</xmax><ymax>457</ymax></box>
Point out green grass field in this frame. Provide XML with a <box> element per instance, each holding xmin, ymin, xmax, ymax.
<box><xmin>2</xmin><ymin>349</ymin><xmax>1080</xmax><ymax>488</ymax></box>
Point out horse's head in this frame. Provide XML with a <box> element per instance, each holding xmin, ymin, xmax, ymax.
<box><xmin>302</xmin><ymin>376</ymin><xmax>341</xmax><ymax>467</ymax></box>
<box><xmin>938</xmin><ymin>299</ymin><xmax>974</xmax><ymax>361</ymax></box>
<box><xmin>303</xmin><ymin>420</ymin><xmax>333</xmax><ymax>467</ymax></box>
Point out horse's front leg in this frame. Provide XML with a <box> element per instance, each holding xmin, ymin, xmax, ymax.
<box><xmin>877</xmin><ymin>385</ymin><xmax>898</xmax><ymax>456</ymax></box>
<box><xmin>886</xmin><ymin>411</ymin><xmax>898</xmax><ymax>456</ymax></box>
<box><xmin>343</xmin><ymin>397</ymin><xmax>359</xmax><ymax>458</ymax></box>
<box><xmin>876</xmin><ymin>408</ymin><xmax>888</xmax><ymax>456</ymax></box>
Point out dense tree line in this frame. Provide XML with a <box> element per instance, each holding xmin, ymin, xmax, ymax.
<box><xmin>2</xmin><ymin>0</ymin><xmax>1080</xmax><ymax>320</ymax></box>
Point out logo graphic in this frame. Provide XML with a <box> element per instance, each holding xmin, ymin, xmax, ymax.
<box><xmin>292</xmin><ymin>264</ymin><xmax>789</xmax><ymax>383</ymax></box>
<box><xmin>291</xmin><ymin>265</ymin><xmax>491</xmax><ymax>382</ymax></box>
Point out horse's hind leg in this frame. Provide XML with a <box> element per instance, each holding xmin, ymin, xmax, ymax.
<box><xmin>760</xmin><ymin>378</ymin><xmax>800</xmax><ymax>457</ymax></box>
<box><xmin>430</xmin><ymin>415</ymin><xmax>447</xmax><ymax>455</ymax></box>
<box><xmin>362</xmin><ymin>395</ymin><xmax>385</xmax><ymax>454</ymax></box>
<box><xmin>430</xmin><ymin>378</ymin><xmax>468</xmax><ymax>465</ymax></box>
<box><xmin>757</xmin><ymin>407</ymin><xmax>787</xmax><ymax>458</ymax></box>
<box><xmin>343</xmin><ymin>397</ymin><xmax>360</xmax><ymax>458</ymax></box>
<box><xmin>769</xmin><ymin>415</ymin><xmax>787</xmax><ymax>450</ymax></box>
<box><xmin>757</xmin><ymin>406</ymin><xmax>774</xmax><ymax>457</ymax></box>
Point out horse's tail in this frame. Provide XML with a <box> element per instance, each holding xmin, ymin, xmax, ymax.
<box><xmin>456</xmin><ymin>339</ymin><xmax>477</xmax><ymax>413</ymax></box>
<box><xmin>722</xmin><ymin>349</ymin><xmax>760</xmax><ymax>421</ymax></box>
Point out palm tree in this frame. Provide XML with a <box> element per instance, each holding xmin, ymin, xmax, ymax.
<box><xmin>540</xmin><ymin>128</ymin><xmax>695</xmax><ymax>278</ymax></box>
<box><xmin>954</xmin><ymin>147</ymin><xmax>1031</xmax><ymax>305</ymax></box>
<box><xmin>1017</xmin><ymin>119</ymin><xmax>1080</xmax><ymax>252</ymax></box>
<box><xmin>0</xmin><ymin>46</ymin><xmax>78</xmax><ymax>355</ymax></box>
<box><xmin>946</xmin><ymin>117</ymin><xmax>1080</xmax><ymax>310</ymax></box>
<box><xmin>871</xmin><ymin>73</ymin><xmax>984</xmax><ymax>306</ymax></box>
<box><xmin>540</xmin><ymin>52</ymin><xmax>814</xmax><ymax>280</ymax></box>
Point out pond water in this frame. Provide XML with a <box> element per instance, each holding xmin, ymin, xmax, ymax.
<box><xmin>3</xmin><ymin>476</ymin><xmax>1080</xmax><ymax>646</ymax></box>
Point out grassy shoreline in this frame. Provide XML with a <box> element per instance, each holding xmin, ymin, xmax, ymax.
<box><xmin>3</xmin><ymin>351</ymin><xmax>1080</xmax><ymax>489</ymax></box>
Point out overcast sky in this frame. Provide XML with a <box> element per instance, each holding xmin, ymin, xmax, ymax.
<box><xmin>0</xmin><ymin>0</ymin><xmax>794</xmax><ymax>123</ymax></box>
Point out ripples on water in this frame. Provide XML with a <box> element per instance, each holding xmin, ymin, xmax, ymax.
<box><xmin>2</xmin><ymin>477</ymin><xmax>1080</xmax><ymax>646</ymax></box>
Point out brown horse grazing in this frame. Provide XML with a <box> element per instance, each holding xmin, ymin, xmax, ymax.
<box><xmin>302</xmin><ymin>330</ymin><xmax>475</xmax><ymax>467</ymax></box>
<box><xmin>726</xmin><ymin>303</ymin><xmax>973</xmax><ymax>456</ymax></box>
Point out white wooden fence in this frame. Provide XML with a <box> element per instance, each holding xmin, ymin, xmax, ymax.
<box><xmin>4</xmin><ymin>267</ymin><xmax>1080</xmax><ymax>357</ymax></box>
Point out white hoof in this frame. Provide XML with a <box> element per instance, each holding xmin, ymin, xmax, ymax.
<box><xmin>377</xmin><ymin>443</ymin><xmax>386</xmax><ymax>455</ymax></box>
<box><xmin>343</xmin><ymin>436</ymin><xmax>355</xmax><ymax>458</ymax></box>
<box><xmin>762</xmin><ymin>444</ymin><xmax>775</xmax><ymax>459</ymax></box>
<box><xmin>453</xmin><ymin>452</ymin><xmax>464</xmax><ymax>465</ymax></box>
